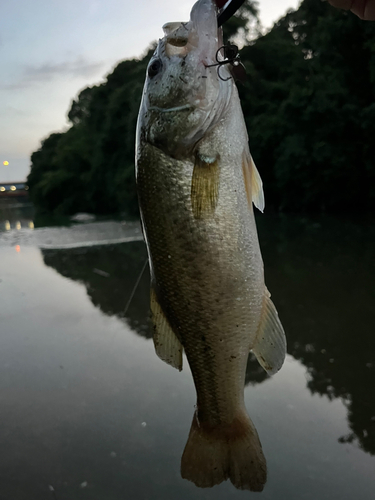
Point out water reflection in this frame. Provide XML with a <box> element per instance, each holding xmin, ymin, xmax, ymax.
<box><xmin>0</xmin><ymin>200</ymin><xmax>34</xmax><ymax>232</ymax></box>
<box><xmin>42</xmin><ymin>215</ymin><xmax>375</xmax><ymax>460</ymax></box>
<box><xmin>42</xmin><ymin>243</ymin><xmax>269</xmax><ymax>387</ymax></box>
<box><xmin>42</xmin><ymin>242</ymin><xmax>152</xmax><ymax>339</ymax></box>
<box><xmin>258</xmin><ymin>215</ymin><xmax>375</xmax><ymax>456</ymax></box>
<box><xmin>42</xmin><ymin>242</ymin><xmax>269</xmax><ymax>491</ymax></box>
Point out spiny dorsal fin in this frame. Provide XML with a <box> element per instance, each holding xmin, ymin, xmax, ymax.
<box><xmin>150</xmin><ymin>287</ymin><xmax>183</xmax><ymax>371</ymax></box>
<box><xmin>191</xmin><ymin>153</ymin><xmax>220</xmax><ymax>219</ymax></box>
<box><xmin>242</xmin><ymin>149</ymin><xmax>265</xmax><ymax>213</ymax></box>
<box><xmin>251</xmin><ymin>288</ymin><xmax>286</xmax><ymax>375</ymax></box>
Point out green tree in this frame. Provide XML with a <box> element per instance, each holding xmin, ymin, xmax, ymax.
<box><xmin>28</xmin><ymin>0</ymin><xmax>375</xmax><ymax>216</ymax></box>
<box><xmin>223</xmin><ymin>0</ymin><xmax>259</xmax><ymax>41</ymax></box>
<box><xmin>28</xmin><ymin>53</ymin><xmax>151</xmax><ymax>216</ymax></box>
<box><xmin>239</xmin><ymin>0</ymin><xmax>375</xmax><ymax>212</ymax></box>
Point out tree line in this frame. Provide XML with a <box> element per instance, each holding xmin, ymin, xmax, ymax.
<box><xmin>27</xmin><ymin>0</ymin><xmax>375</xmax><ymax>216</ymax></box>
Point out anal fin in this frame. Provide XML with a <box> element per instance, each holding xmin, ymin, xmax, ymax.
<box><xmin>150</xmin><ymin>287</ymin><xmax>183</xmax><ymax>371</ymax></box>
<box><xmin>251</xmin><ymin>288</ymin><xmax>286</xmax><ymax>375</ymax></box>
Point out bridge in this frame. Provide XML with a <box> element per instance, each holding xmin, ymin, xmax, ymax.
<box><xmin>0</xmin><ymin>181</ymin><xmax>29</xmax><ymax>197</ymax></box>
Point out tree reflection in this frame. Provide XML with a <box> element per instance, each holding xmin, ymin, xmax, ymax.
<box><xmin>41</xmin><ymin>242</ymin><xmax>268</xmax><ymax>388</ymax></box>
<box><xmin>258</xmin><ymin>215</ymin><xmax>375</xmax><ymax>456</ymax></box>
<box><xmin>42</xmin><ymin>242</ymin><xmax>153</xmax><ymax>338</ymax></box>
<box><xmin>42</xmin><ymin>215</ymin><xmax>375</xmax><ymax>455</ymax></box>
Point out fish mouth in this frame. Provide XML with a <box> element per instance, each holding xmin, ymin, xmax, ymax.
<box><xmin>163</xmin><ymin>0</ymin><xmax>219</xmax><ymax>62</ymax></box>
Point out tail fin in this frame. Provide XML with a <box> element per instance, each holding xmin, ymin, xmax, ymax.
<box><xmin>181</xmin><ymin>410</ymin><xmax>267</xmax><ymax>491</ymax></box>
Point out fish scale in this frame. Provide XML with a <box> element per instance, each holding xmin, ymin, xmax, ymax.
<box><xmin>135</xmin><ymin>0</ymin><xmax>286</xmax><ymax>491</ymax></box>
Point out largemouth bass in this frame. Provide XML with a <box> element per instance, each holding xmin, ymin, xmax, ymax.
<box><xmin>135</xmin><ymin>0</ymin><xmax>286</xmax><ymax>491</ymax></box>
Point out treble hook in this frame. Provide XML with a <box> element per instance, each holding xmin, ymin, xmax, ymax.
<box><xmin>206</xmin><ymin>44</ymin><xmax>246</xmax><ymax>83</ymax></box>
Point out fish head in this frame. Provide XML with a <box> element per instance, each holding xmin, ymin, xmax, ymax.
<box><xmin>137</xmin><ymin>0</ymin><xmax>233</xmax><ymax>159</ymax></box>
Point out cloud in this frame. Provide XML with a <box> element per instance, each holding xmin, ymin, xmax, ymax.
<box><xmin>25</xmin><ymin>57</ymin><xmax>105</xmax><ymax>80</ymax></box>
<box><xmin>0</xmin><ymin>57</ymin><xmax>105</xmax><ymax>90</ymax></box>
<box><xmin>3</xmin><ymin>105</ymin><xmax>26</xmax><ymax>116</ymax></box>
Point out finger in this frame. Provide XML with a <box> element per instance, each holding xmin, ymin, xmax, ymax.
<box><xmin>351</xmin><ymin>0</ymin><xmax>375</xmax><ymax>19</ymax></box>
<box><xmin>327</xmin><ymin>0</ymin><xmax>354</xmax><ymax>10</ymax></box>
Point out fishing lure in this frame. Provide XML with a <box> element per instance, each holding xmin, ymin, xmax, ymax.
<box><xmin>206</xmin><ymin>44</ymin><xmax>246</xmax><ymax>83</ymax></box>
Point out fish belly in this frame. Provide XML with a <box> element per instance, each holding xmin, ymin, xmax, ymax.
<box><xmin>137</xmin><ymin>141</ymin><xmax>264</xmax><ymax>424</ymax></box>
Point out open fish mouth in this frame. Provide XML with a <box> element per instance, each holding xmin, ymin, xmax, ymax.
<box><xmin>139</xmin><ymin>0</ymin><xmax>232</xmax><ymax>158</ymax></box>
<box><xmin>160</xmin><ymin>0</ymin><xmax>220</xmax><ymax>63</ymax></box>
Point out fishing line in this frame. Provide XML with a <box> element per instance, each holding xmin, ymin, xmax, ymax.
<box><xmin>124</xmin><ymin>258</ymin><xmax>149</xmax><ymax>316</ymax></box>
<box><xmin>217</xmin><ymin>0</ymin><xmax>247</xmax><ymax>27</ymax></box>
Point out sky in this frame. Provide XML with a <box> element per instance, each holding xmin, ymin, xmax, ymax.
<box><xmin>0</xmin><ymin>0</ymin><xmax>301</xmax><ymax>183</ymax></box>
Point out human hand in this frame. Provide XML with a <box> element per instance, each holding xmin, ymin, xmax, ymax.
<box><xmin>327</xmin><ymin>0</ymin><xmax>375</xmax><ymax>20</ymax></box>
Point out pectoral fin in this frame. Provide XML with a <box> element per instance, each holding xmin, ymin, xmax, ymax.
<box><xmin>242</xmin><ymin>150</ymin><xmax>265</xmax><ymax>213</ymax></box>
<box><xmin>150</xmin><ymin>287</ymin><xmax>183</xmax><ymax>371</ymax></box>
<box><xmin>251</xmin><ymin>288</ymin><xmax>286</xmax><ymax>375</ymax></box>
<box><xmin>191</xmin><ymin>153</ymin><xmax>220</xmax><ymax>219</ymax></box>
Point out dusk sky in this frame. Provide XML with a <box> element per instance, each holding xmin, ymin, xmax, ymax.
<box><xmin>0</xmin><ymin>0</ymin><xmax>300</xmax><ymax>183</ymax></box>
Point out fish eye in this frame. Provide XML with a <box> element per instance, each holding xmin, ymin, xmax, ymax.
<box><xmin>148</xmin><ymin>59</ymin><xmax>163</xmax><ymax>78</ymax></box>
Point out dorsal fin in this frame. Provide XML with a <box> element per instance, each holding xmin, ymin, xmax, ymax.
<box><xmin>242</xmin><ymin>149</ymin><xmax>265</xmax><ymax>213</ymax></box>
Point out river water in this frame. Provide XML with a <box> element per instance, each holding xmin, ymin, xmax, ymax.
<box><xmin>0</xmin><ymin>200</ymin><xmax>374</xmax><ymax>500</ymax></box>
